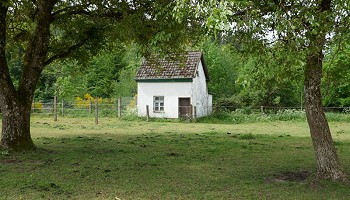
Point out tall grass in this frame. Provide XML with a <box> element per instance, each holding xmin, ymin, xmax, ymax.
<box><xmin>30</xmin><ymin>107</ymin><xmax>350</xmax><ymax>124</ymax></box>
<box><xmin>198</xmin><ymin>108</ymin><xmax>350</xmax><ymax>124</ymax></box>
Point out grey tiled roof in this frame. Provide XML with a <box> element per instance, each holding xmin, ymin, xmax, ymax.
<box><xmin>136</xmin><ymin>51</ymin><xmax>209</xmax><ymax>81</ymax></box>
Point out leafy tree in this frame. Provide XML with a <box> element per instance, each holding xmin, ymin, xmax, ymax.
<box><xmin>201</xmin><ymin>39</ymin><xmax>240</xmax><ymax>99</ymax></box>
<box><xmin>5</xmin><ymin>45</ymin><xmax>24</xmax><ymax>88</ymax></box>
<box><xmin>200</xmin><ymin>38</ymin><xmax>303</xmax><ymax>109</ymax></box>
<box><xmin>33</xmin><ymin>43</ymin><xmax>140</xmax><ymax>101</ymax></box>
<box><xmin>175</xmin><ymin>0</ymin><xmax>350</xmax><ymax>180</ymax></box>
<box><xmin>85</xmin><ymin>49</ymin><xmax>124</xmax><ymax>98</ymax></box>
<box><xmin>113</xmin><ymin>44</ymin><xmax>141</xmax><ymax>97</ymax></box>
<box><xmin>236</xmin><ymin>50</ymin><xmax>303</xmax><ymax>108</ymax></box>
<box><xmin>52</xmin><ymin>60</ymin><xmax>88</xmax><ymax>100</ymax></box>
<box><xmin>323</xmin><ymin>41</ymin><xmax>350</xmax><ymax>107</ymax></box>
<box><xmin>0</xmin><ymin>0</ymin><xmax>199</xmax><ymax>151</ymax></box>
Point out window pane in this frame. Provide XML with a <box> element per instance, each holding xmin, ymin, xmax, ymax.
<box><xmin>154</xmin><ymin>96</ymin><xmax>164</xmax><ymax>112</ymax></box>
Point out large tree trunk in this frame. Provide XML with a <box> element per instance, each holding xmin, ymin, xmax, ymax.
<box><xmin>1</xmin><ymin>96</ymin><xmax>35</xmax><ymax>150</ymax></box>
<box><xmin>0</xmin><ymin>0</ymin><xmax>55</xmax><ymax>151</ymax></box>
<box><xmin>302</xmin><ymin>0</ymin><xmax>347</xmax><ymax>181</ymax></box>
<box><xmin>304</xmin><ymin>52</ymin><xmax>346</xmax><ymax>181</ymax></box>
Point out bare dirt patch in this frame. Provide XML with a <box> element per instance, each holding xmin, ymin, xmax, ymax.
<box><xmin>1</xmin><ymin>159</ymin><xmax>22</xmax><ymax>164</ymax></box>
<box><xmin>266</xmin><ymin>170</ymin><xmax>311</xmax><ymax>183</ymax></box>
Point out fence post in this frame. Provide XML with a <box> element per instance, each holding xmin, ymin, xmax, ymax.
<box><xmin>146</xmin><ymin>105</ymin><xmax>150</xmax><ymax>121</ymax></box>
<box><xmin>260</xmin><ymin>106</ymin><xmax>264</xmax><ymax>114</ymax></box>
<box><xmin>89</xmin><ymin>99</ymin><xmax>92</xmax><ymax>113</ymax></box>
<box><xmin>95</xmin><ymin>98</ymin><xmax>99</xmax><ymax>124</ymax></box>
<box><xmin>193</xmin><ymin>106</ymin><xmax>197</xmax><ymax>121</ymax></box>
<box><xmin>118</xmin><ymin>97</ymin><xmax>121</xmax><ymax>118</ymax></box>
<box><xmin>61</xmin><ymin>99</ymin><xmax>64</xmax><ymax>116</ymax></box>
<box><xmin>32</xmin><ymin>97</ymin><xmax>35</xmax><ymax>113</ymax></box>
<box><xmin>300</xmin><ymin>86</ymin><xmax>303</xmax><ymax>111</ymax></box>
<box><xmin>54</xmin><ymin>96</ymin><xmax>57</xmax><ymax>121</ymax></box>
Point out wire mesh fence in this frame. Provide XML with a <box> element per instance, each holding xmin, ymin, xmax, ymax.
<box><xmin>212</xmin><ymin>105</ymin><xmax>350</xmax><ymax>114</ymax></box>
<box><xmin>28</xmin><ymin>95</ymin><xmax>350</xmax><ymax>122</ymax></box>
<box><xmin>30</xmin><ymin>96</ymin><xmax>136</xmax><ymax>119</ymax></box>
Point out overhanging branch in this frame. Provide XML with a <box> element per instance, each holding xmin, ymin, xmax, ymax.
<box><xmin>52</xmin><ymin>5</ymin><xmax>125</xmax><ymax>22</ymax></box>
<box><xmin>44</xmin><ymin>38</ymin><xmax>88</xmax><ymax>66</ymax></box>
<box><xmin>52</xmin><ymin>6</ymin><xmax>91</xmax><ymax>21</ymax></box>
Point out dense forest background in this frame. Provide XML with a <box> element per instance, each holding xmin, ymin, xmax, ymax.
<box><xmin>7</xmin><ymin>36</ymin><xmax>350</xmax><ymax>109</ymax></box>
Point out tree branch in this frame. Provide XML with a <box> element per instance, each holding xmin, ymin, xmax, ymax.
<box><xmin>52</xmin><ymin>4</ymin><xmax>91</xmax><ymax>16</ymax></box>
<box><xmin>51</xmin><ymin>5</ymin><xmax>91</xmax><ymax>21</ymax></box>
<box><xmin>52</xmin><ymin>4</ymin><xmax>125</xmax><ymax>22</ymax></box>
<box><xmin>44</xmin><ymin>39</ymin><xmax>88</xmax><ymax>66</ymax></box>
<box><xmin>18</xmin><ymin>0</ymin><xmax>57</xmax><ymax>104</ymax></box>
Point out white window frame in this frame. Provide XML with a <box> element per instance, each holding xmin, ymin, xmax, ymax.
<box><xmin>153</xmin><ymin>96</ymin><xmax>164</xmax><ymax>112</ymax></box>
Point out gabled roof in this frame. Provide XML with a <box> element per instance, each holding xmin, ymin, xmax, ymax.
<box><xmin>135</xmin><ymin>51</ymin><xmax>209</xmax><ymax>82</ymax></box>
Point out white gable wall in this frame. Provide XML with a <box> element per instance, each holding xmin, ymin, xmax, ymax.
<box><xmin>192</xmin><ymin>61</ymin><xmax>210</xmax><ymax>117</ymax></box>
<box><xmin>137</xmin><ymin>82</ymin><xmax>192</xmax><ymax>118</ymax></box>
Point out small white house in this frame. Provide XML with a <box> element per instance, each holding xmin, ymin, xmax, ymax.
<box><xmin>136</xmin><ymin>51</ymin><xmax>212</xmax><ymax>118</ymax></box>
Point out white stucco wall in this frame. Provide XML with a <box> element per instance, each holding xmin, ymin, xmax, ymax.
<box><xmin>137</xmin><ymin>82</ymin><xmax>192</xmax><ymax>118</ymax></box>
<box><xmin>192</xmin><ymin>61</ymin><xmax>210</xmax><ymax>117</ymax></box>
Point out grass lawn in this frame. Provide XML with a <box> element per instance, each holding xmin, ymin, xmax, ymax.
<box><xmin>1</xmin><ymin>116</ymin><xmax>350</xmax><ymax>199</ymax></box>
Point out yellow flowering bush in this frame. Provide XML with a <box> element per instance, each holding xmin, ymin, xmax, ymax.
<box><xmin>75</xmin><ymin>94</ymin><xmax>98</xmax><ymax>109</ymax></box>
<box><xmin>75</xmin><ymin>94</ymin><xmax>116</xmax><ymax>109</ymax></box>
<box><xmin>32</xmin><ymin>102</ymin><xmax>43</xmax><ymax>110</ymax></box>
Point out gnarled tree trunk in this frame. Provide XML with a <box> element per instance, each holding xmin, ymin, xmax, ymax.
<box><xmin>1</xmin><ymin>95</ymin><xmax>35</xmax><ymax>150</ymax></box>
<box><xmin>303</xmin><ymin>0</ymin><xmax>347</xmax><ymax>181</ymax></box>
<box><xmin>0</xmin><ymin>0</ymin><xmax>55</xmax><ymax>151</ymax></box>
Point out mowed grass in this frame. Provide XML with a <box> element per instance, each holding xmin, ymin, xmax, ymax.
<box><xmin>1</xmin><ymin>117</ymin><xmax>350</xmax><ymax>199</ymax></box>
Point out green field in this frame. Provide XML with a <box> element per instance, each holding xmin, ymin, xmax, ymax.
<box><xmin>1</xmin><ymin>117</ymin><xmax>350</xmax><ymax>199</ymax></box>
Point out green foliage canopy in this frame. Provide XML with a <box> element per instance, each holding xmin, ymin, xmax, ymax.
<box><xmin>323</xmin><ymin>39</ymin><xmax>350</xmax><ymax>107</ymax></box>
<box><xmin>174</xmin><ymin>0</ymin><xmax>350</xmax><ymax>180</ymax></box>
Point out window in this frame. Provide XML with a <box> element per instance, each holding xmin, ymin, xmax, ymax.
<box><xmin>154</xmin><ymin>96</ymin><xmax>164</xmax><ymax>112</ymax></box>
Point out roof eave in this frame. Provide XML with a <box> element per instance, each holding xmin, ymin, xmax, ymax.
<box><xmin>136</xmin><ymin>78</ymin><xmax>193</xmax><ymax>83</ymax></box>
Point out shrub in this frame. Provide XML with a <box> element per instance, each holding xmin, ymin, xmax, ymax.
<box><xmin>269</xmin><ymin>109</ymin><xmax>306</xmax><ymax>121</ymax></box>
<box><xmin>32</xmin><ymin>101</ymin><xmax>44</xmax><ymax>112</ymax></box>
<box><xmin>326</xmin><ymin>112</ymin><xmax>350</xmax><ymax>122</ymax></box>
<box><xmin>235</xmin><ymin>107</ymin><xmax>253</xmax><ymax>115</ymax></box>
<box><xmin>198</xmin><ymin>108</ymin><xmax>307</xmax><ymax>124</ymax></box>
